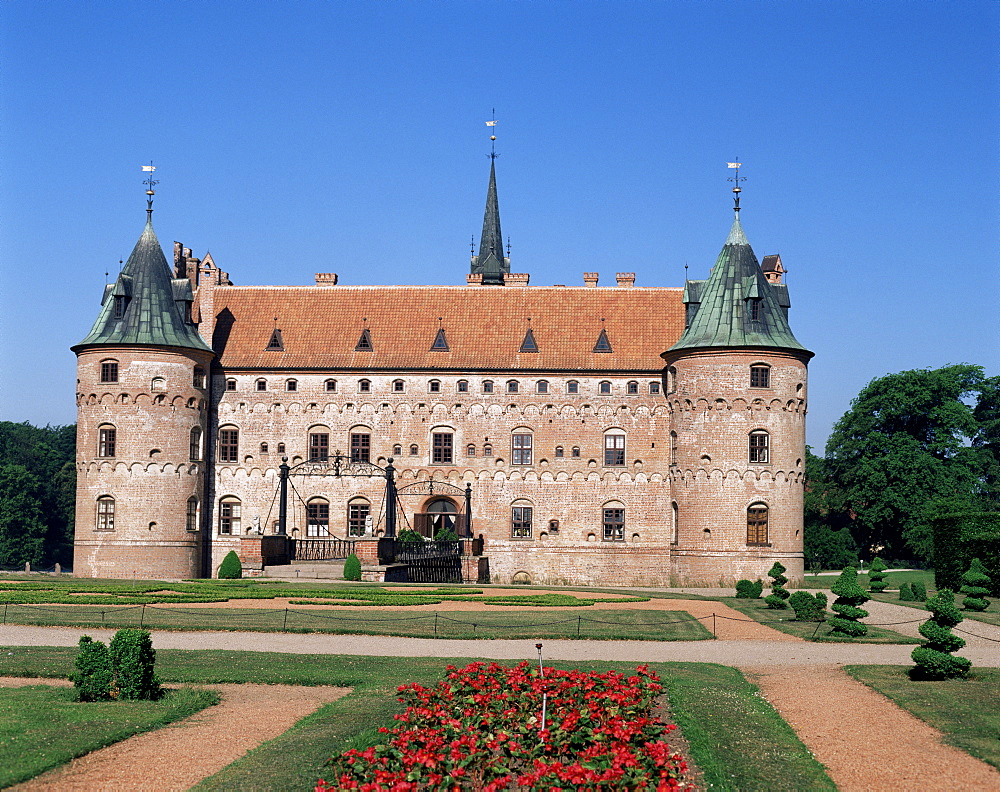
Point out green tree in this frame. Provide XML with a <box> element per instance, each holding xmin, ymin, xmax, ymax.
<box><xmin>911</xmin><ymin>589</ymin><xmax>971</xmax><ymax>680</ymax></box>
<box><xmin>868</xmin><ymin>557</ymin><xmax>888</xmax><ymax>593</ymax></box>
<box><xmin>959</xmin><ymin>558</ymin><xmax>991</xmax><ymax>611</ymax></box>
<box><xmin>828</xmin><ymin>566</ymin><xmax>869</xmax><ymax>637</ymax></box>
<box><xmin>803</xmin><ymin>448</ymin><xmax>858</xmax><ymax>570</ymax></box>
<box><xmin>824</xmin><ymin>365</ymin><xmax>995</xmax><ymax>562</ymax></box>
<box><xmin>764</xmin><ymin>561</ymin><xmax>790</xmax><ymax>609</ymax></box>
<box><xmin>0</xmin><ymin>464</ymin><xmax>48</xmax><ymax>567</ymax></box>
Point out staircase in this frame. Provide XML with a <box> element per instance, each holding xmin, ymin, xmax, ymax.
<box><xmin>262</xmin><ymin>560</ymin><xmax>345</xmax><ymax>581</ymax></box>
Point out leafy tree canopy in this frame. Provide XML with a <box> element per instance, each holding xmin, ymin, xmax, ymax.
<box><xmin>823</xmin><ymin>365</ymin><xmax>998</xmax><ymax>562</ymax></box>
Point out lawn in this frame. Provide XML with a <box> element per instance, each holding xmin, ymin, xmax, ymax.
<box><xmin>846</xmin><ymin>665</ymin><xmax>1000</xmax><ymax>770</ymax></box>
<box><xmin>0</xmin><ymin>647</ymin><xmax>833</xmax><ymax>791</ymax></box>
<box><xmin>723</xmin><ymin>597</ymin><xmax>919</xmax><ymax>643</ymax></box>
<box><xmin>0</xmin><ymin>684</ymin><xmax>218</xmax><ymax>788</ymax></box>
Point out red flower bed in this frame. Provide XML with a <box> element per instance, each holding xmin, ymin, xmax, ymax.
<box><xmin>318</xmin><ymin>661</ymin><xmax>691</xmax><ymax>791</ymax></box>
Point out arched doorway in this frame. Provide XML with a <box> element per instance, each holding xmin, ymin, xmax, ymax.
<box><xmin>415</xmin><ymin>498</ymin><xmax>464</xmax><ymax>538</ymax></box>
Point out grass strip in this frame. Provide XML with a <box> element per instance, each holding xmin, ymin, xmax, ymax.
<box><xmin>724</xmin><ymin>597</ymin><xmax>920</xmax><ymax>643</ymax></box>
<box><xmin>845</xmin><ymin>665</ymin><xmax>1000</xmax><ymax>770</ymax></box>
<box><xmin>1</xmin><ymin>605</ymin><xmax>711</xmax><ymax>641</ymax></box>
<box><xmin>0</xmin><ymin>647</ymin><xmax>833</xmax><ymax>791</ymax></box>
<box><xmin>0</xmin><ymin>684</ymin><xmax>219</xmax><ymax>788</ymax></box>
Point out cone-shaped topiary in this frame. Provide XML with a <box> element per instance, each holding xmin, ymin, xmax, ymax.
<box><xmin>764</xmin><ymin>562</ymin><xmax>790</xmax><ymax>609</ymax></box>
<box><xmin>868</xmin><ymin>556</ymin><xmax>888</xmax><ymax>593</ymax></box>
<box><xmin>911</xmin><ymin>581</ymin><xmax>927</xmax><ymax>602</ymax></box>
<box><xmin>735</xmin><ymin>579</ymin><xmax>764</xmax><ymax>599</ymax></box>
<box><xmin>829</xmin><ymin>566</ymin><xmax>869</xmax><ymax>637</ymax></box>
<box><xmin>960</xmin><ymin>558</ymin><xmax>992</xmax><ymax>611</ymax></box>
<box><xmin>343</xmin><ymin>553</ymin><xmax>362</xmax><ymax>581</ymax></box>
<box><xmin>218</xmin><ymin>550</ymin><xmax>243</xmax><ymax>579</ymax></box>
<box><xmin>911</xmin><ymin>589</ymin><xmax>971</xmax><ymax>680</ymax></box>
<box><xmin>898</xmin><ymin>582</ymin><xmax>913</xmax><ymax>601</ymax></box>
<box><xmin>789</xmin><ymin>591</ymin><xmax>828</xmax><ymax>621</ymax></box>
<box><xmin>72</xmin><ymin>635</ymin><xmax>112</xmax><ymax>701</ymax></box>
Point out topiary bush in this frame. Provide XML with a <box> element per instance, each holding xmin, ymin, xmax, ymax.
<box><xmin>960</xmin><ymin>558</ymin><xmax>991</xmax><ymax>612</ymax></box>
<box><xmin>868</xmin><ymin>556</ymin><xmax>888</xmax><ymax>593</ymax></box>
<box><xmin>898</xmin><ymin>582</ymin><xmax>913</xmax><ymax>601</ymax></box>
<box><xmin>763</xmin><ymin>562</ymin><xmax>790</xmax><ymax>609</ymax></box>
<box><xmin>789</xmin><ymin>590</ymin><xmax>827</xmax><ymax>621</ymax></box>
<box><xmin>735</xmin><ymin>579</ymin><xmax>764</xmax><ymax>599</ymax></box>
<box><xmin>72</xmin><ymin>635</ymin><xmax>112</xmax><ymax>701</ymax></box>
<box><xmin>911</xmin><ymin>589</ymin><xmax>971</xmax><ymax>680</ymax></box>
<box><xmin>433</xmin><ymin>525</ymin><xmax>459</xmax><ymax>542</ymax></box>
<box><xmin>109</xmin><ymin>628</ymin><xmax>161</xmax><ymax>700</ymax></box>
<box><xmin>911</xmin><ymin>580</ymin><xmax>927</xmax><ymax>602</ymax></box>
<box><xmin>396</xmin><ymin>528</ymin><xmax>424</xmax><ymax>544</ymax></box>
<box><xmin>218</xmin><ymin>550</ymin><xmax>243</xmax><ymax>579</ymax></box>
<box><xmin>828</xmin><ymin>566</ymin><xmax>869</xmax><ymax>637</ymax></box>
<box><xmin>343</xmin><ymin>553</ymin><xmax>362</xmax><ymax>581</ymax></box>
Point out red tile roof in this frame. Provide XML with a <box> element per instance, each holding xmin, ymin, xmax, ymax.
<box><xmin>211</xmin><ymin>285</ymin><xmax>685</xmax><ymax>372</ymax></box>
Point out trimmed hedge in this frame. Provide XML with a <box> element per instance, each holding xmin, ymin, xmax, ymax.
<box><xmin>72</xmin><ymin>635</ymin><xmax>112</xmax><ymax>701</ymax></box>
<box><xmin>109</xmin><ymin>628</ymin><xmax>161</xmax><ymax>700</ymax></box>
<box><xmin>898</xmin><ymin>582</ymin><xmax>914</xmax><ymax>601</ymax></box>
<box><xmin>911</xmin><ymin>581</ymin><xmax>927</xmax><ymax>602</ymax></box>
<box><xmin>911</xmin><ymin>589</ymin><xmax>971</xmax><ymax>680</ymax></box>
<box><xmin>218</xmin><ymin>550</ymin><xmax>243</xmax><ymax>579</ymax></box>
<box><xmin>868</xmin><ymin>557</ymin><xmax>888</xmax><ymax>593</ymax></box>
<box><xmin>343</xmin><ymin>553</ymin><xmax>362</xmax><ymax>582</ymax></box>
<box><xmin>735</xmin><ymin>579</ymin><xmax>764</xmax><ymax>599</ymax></box>
<box><xmin>789</xmin><ymin>591</ymin><xmax>827</xmax><ymax>621</ymax></box>
<box><xmin>933</xmin><ymin>511</ymin><xmax>1000</xmax><ymax>596</ymax></box>
<box><xmin>960</xmin><ymin>558</ymin><xmax>992</xmax><ymax>611</ymax></box>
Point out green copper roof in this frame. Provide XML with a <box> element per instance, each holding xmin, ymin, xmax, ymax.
<box><xmin>73</xmin><ymin>217</ymin><xmax>212</xmax><ymax>353</ymax></box>
<box><xmin>470</xmin><ymin>159</ymin><xmax>509</xmax><ymax>285</ymax></box>
<box><xmin>668</xmin><ymin>214</ymin><xmax>811</xmax><ymax>356</ymax></box>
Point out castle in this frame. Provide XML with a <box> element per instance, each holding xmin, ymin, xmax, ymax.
<box><xmin>72</xmin><ymin>159</ymin><xmax>812</xmax><ymax>586</ymax></box>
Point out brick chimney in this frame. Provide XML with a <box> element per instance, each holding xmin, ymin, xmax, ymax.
<box><xmin>466</xmin><ymin>273</ymin><xmax>484</xmax><ymax>286</ymax></box>
<box><xmin>583</xmin><ymin>272</ymin><xmax>599</xmax><ymax>288</ymax></box>
<box><xmin>315</xmin><ymin>273</ymin><xmax>338</xmax><ymax>287</ymax></box>
<box><xmin>504</xmin><ymin>273</ymin><xmax>530</xmax><ymax>287</ymax></box>
<box><xmin>615</xmin><ymin>272</ymin><xmax>635</xmax><ymax>288</ymax></box>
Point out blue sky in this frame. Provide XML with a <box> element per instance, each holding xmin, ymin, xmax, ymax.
<box><xmin>1</xmin><ymin>1</ymin><xmax>996</xmax><ymax>452</ymax></box>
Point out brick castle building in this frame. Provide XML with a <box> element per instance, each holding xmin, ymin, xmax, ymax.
<box><xmin>72</xmin><ymin>160</ymin><xmax>812</xmax><ymax>585</ymax></box>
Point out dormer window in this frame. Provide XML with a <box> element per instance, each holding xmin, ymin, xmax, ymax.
<box><xmin>113</xmin><ymin>295</ymin><xmax>127</xmax><ymax>319</ymax></box>
<box><xmin>193</xmin><ymin>368</ymin><xmax>206</xmax><ymax>389</ymax></box>
<box><xmin>747</xmin><ymin>298</ymin><xmax>762</xmax><ymax>322</ymax></box>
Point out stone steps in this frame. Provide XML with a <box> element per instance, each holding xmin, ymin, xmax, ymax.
<box><xmin>262</xmin><ymin>561</ymin><xmax>345</xmax><ymax>580</ymax></box>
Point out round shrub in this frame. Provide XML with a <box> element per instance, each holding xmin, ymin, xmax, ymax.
<box><xmin>789</xmin><ymin>590</ymin><xmax>828</xmax><ymax>621</ymax></box>
<box><xmin>868</xmin><ymin>556</ymin><xmax>888</xmax><ymax>593</ymax></box>
<box><xmin>911</xmin><ymin>581</ymin><xmax>928</xmax><ymax>602</ymax></box>
<box><xmin>898</xmin><ymin>582</ymin><xmax>913</xmax><ymax>601</ymax></box>
<box><xmin>72</xmin><ymin>635</ymin><xmax>112</xmax><ymax>701</ymax></box>
<box><xmin>960</xmin><ymin>558</ymin><xmax>991</xmax><ymax>611</ymax></box>
<box><xmin>396</xmin><ymin>528</ymin><xmax>424</xmax><ymax>544</ymax></box>
<box><xmin>218</xmin><ymin>550</ymin><xmax>243</xmax><ymax>579</ymax></box>
<box><xmin>764</xmin><ymin>562</ymin><xmax>790</xmax><ymax>609</ymax></box>
<box><xmin>911</xmin><ymin>589</ymin><xmax>971</xmax><ymax>680</ymax></box>
<box><xmin>829</xmin><ymin>566</ymin><xmax>869</xmax><ymax>637</ymax></box>
<box><xmin>343</xmin><ymin>553</ymin><xmax>362</xmax><ymax>581</ymax></box>
<box><xmin>735</xmin><ymin>579</ymin><xmax>764</xmax><ymax>599</ymax></box>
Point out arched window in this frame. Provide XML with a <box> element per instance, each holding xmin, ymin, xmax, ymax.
<box><xmin>422</xmin><ymin>498</ymin><xmax>457</xmax><ymax>538</ymax></box>
<box><xmin>599</xmin><ymin>381</ymin><xmax>612</xmax><ymax>394</ymax></box>
<box><xmin>466</xmin><ymin>444</ymin><xmax>476</xmax><ymax>457</ymax></box>
<box><xmin>511</xmin><ymin>429</ymin><xmax>533</xmax><ymax>465</ymax></box>
<box><xmin>602</xmin><ymin>502</ymin><xmax>625</xmax><ymax>542</ymax></box>
<box><xmin>750</xmin><ymin>364</ymin><xmax>771</xmax><ymax>388</ymax></box>
<box><xmin>482</xmin><ymin>380</ymin><xmax>494</xmax><ymax>393</ymax></box>
<box><xmin>649</xmin><ymin>381</ymin><xmax>660</xmax><ymax>394</ymax></box>
<box><xmin>670</xmin><ymin>431</ymin><xmax>678</xmax><ymax>466</ymax></box>
<box><xmin>555</xmin><ymin>446</ymin><xmax>564</xmax><ymax>458</ymax></box>
<box><xmin>350</xmin><ymin>426</ymin><xmax>371</xmax><ymax>462</ymax></box>
<box><xmin>392</xmin><ymin>443</ymin><xmax>402</xmax><ymax>456</ymax></box>
<box><xmin>218</xmin><ymin>426</ymin><xmax>239</xmax><ymax>463</ymax></box>
<box><xmin>98</xmin><ymin>425</ymin><xmax>116</xmax><ymax>458</ymax></box>
<box><xmin>260</xmin><ymin>442</ymin><xmax>269</xmax><ymax>455</ymax></box>
<box><xmin>666</xmin><ymin>366</ymin><xmax>677</xmax><ymax>394</ymax></box>
<box><xmin>457</xmin><ymin>380</ymin><xmax>469</xmax><ymax>393</ymax></box>
<box><xmin>189</xmin><ymin>427</ymin><xmax>202</xmax><ymax>461</ymax></box>
<box><xmin>186</xmin><ymin>497</ymin><xmax>199</xmax><ymax>532</ymax></box>
<box><xmin>193</xmin><ymin>367</ymin><xmax>206</xmax><ymax>388</ymax></box>
<box><xmin>429</xmin><ymin>379</ymin><xmax>441</xmax><ymax>393</ymax></box>
<box><xmin>277</xmin><ymin>443</ymin><xmax>286</xmax><ymax>454</ymax></box>
<box><xmin>324</xmin><ymin>379</ymin><xmax>337</xmax><ymax>392</ymax></box>
<box><xmin>358</xmin><ymin>379</ymin><xmax>371</xmax><ymax>393</ymax></box>
<box><xmin>309</xmin><ymin>425</ymin><xmax>330</xmax><ymax>462</ymax></box>
<box><xmin>511</xmin><ymin>499</ymin><xmax>533</xmax><ymax>539</ymax></box>
<box><xmin>226</xmin><ymin>378</ymin><xmax>237</xmax><ymax>391</ymax></box>
<box><xmin>749</xmin><ymin>430</ymin><xmax>769</xmax><ymax>463</ymax></box>
<box><xmin>567</xmin><ymin>380</ymin><xmax>579</xmax><ymax>394</ymax></box>
<box><xmin>256</xmin><ymin>379</ymin><xmax>267</xmax><ymax>391</ymax></box>
<box><xmin>307</xmin><ymin>498</ymin><xmax>330</xmax><ymax>537</ymax></box>
<box><xmin>285</xmin><ymin>379</ymin><xmax>298</xmax><ymax>392</ymax></box>
<box><xmin>393</xmin><ymin>379</ymin><xmax>405</xmax><ymax>392</ymax></box>
<box><xmin>747</xmin><ymin>503</ymin><xmax>769</xmax><ymax>544</ymax></box>
<box><xmin>96</xmin><ymin>496</ymin><xmax>115</xmax><ymax>531</ymax></box>
<box><xmin>219</xmin><ymin>497</ymin><xmax>241</xmax><ymax>535</ymax></box>
<box><xmin>348</xmin><ymin>498</ymin><xmax>371</xmax><ymax>537</ymax></box>
<box><xmin>100</xmin><ymin>359</ymin><xmax>119</xmax><ymax>383</ymax></box>
<box><xmin>483</xmin><ymin>443</ymin><xmax>493</xmax><ymax>457</ymax></box>
<box><xmin>432</xmin><ymin>428</ymin><xmax>453</xmax><ymax>464</ymax></box>
<box><xmin>536</xmin><ymin>380</ymin><xmax>549</xmax><ymax>394</ymax></box>
<box><xmin>151</xmin><ymin>376</ymin><xmax>166</xmax><ymax>392</ymax></box>
<box><xmin>507</xmin><ymin>380</ymin><xmax>519</xmax><ymax>394</ymax></box>
<box><xmin>626</xmin><ymin>381</ymin><xmax>639</xmax><ymax>395</ymax></box>
<box><xmin>604</xmin><ymin>430</ymin><xmax>626</xmax><ymax>467</ymax></box>
<box><xmin>571</xmin><ymin>446</ymin><xmax>580</xmax><ymax>458</ymax></box>
<box><xmin>409</xmin><ymin>444</ymin><xmax>419</xmax><ymax>456</ymax></box>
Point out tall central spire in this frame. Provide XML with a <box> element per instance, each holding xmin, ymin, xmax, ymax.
<box><xmin>470</xmin><ymin>116</ymin><xmax>510</xmax><ymax>285</ymax></box>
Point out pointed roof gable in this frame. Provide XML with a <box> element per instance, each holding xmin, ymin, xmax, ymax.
<box><xmin>668</xmin><ymin>215</ymin><xmax>811</xmax><ymax>356</ymax></box>
<box><xmin>470</xmin><ymin>159</ymin><xmax>509</xmax><ymax>286</ymax></box>
<box><xmin>593</xmin><ymin>327</ymin><xmax>613</xmax><ymax>353</ymax></box>
<box><xmin>266</xmin><ymin>327</ymin><xmax>284</xmax><ymax>351</ymax></box>
<box><xmin>355</xmin><ymin>327</ymin><xmax>373</xmax><ymax>351</ymax></box>
<box><xmin>519</xmin><ymin>328</ymin><xmax>538</xmax><ymax>353</ymax></box>
<box><xmin>73</xmin><ymin>218</ymin><xmax>212</xmax><ymax>354</ymax></box>
<box><xmin>430</xmin><ymin>327</ymin><xmax>450</xmax><ymax>351</ymax></box>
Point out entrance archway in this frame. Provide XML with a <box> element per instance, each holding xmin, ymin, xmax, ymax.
<box><xmin>417</xmin><ymin>498</ymin><xmax>460</xmax><ymax>538</ymax></box>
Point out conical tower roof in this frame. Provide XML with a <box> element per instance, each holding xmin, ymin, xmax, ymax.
<box><xmin>668</xmin><ymin>214</ymin><xmax>811</xmax><ymax>356</ymax></box>
<box><xmin>73</xmin><ymin>216</ymin><xmax>212</xmax><ymax>353</ymax></box>
<box><xmin>470</xmin><ymin>158</ymin><xmax>509</xmax><ymax>285</ymax></box>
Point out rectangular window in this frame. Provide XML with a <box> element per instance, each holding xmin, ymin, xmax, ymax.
<box><xmin>747</xmin><ymin>506</ymin><xmax>769</xmax><ymax>544</ymax></box>
<box><xmin>482</xmin><ymin>381</ymin><xmax>494</xmax><ymax>393</ymax></box>
<box><xmin>226</xmin><ymin>379</ymin><xmax>237</xmax><ymax>391</ymax></box>
<box><xmin>309</xmin><ymin>432</ymin><xmax>330</xmax><ymax>462</ymax></box>
<box><xmin>512</xmin><ymin>434</ymin><xmax>532</xmax><ymax>465</ymax></box>
<box><xmin>307</xmin><ymin>502</ymin><xmax>330</xmax><ymax>537</ymax></box>
<box><xmin>649</xmin><ymin>381</ymin><xmax>660</xmax><ymax>394</ymax></box>
<box><xmin>348</xmin><ymin>502</ymin><xmax>370</xmax><ymax>537</ymax></box>
<box><xmin>350</xmin><ymin>432</ymin><xmax>370</xmax><ymax>462</ymax></box>
<box><xmin>186</xmin><ymin>499</ymin><xmax>198</xmax><ymax>532</ymax></box>
<box><xmin>603</xmin><ymin>508</ymin><xmax>625</xmax><ymax>541</ymax></box>
<box><xmin>100</xmin><ymin>361</ymin><xmax>118</xmax><ymax>383</ymax></box>
<box><xmin>219</xmin><ymin>500</ymin><xmax>241</xmax><ymax>534</ymax></box>
<box><xmin>567</xmin><ymin>381</ymin><xmax>579</xmax><ymax>394</ymax></box>
<box><xmin>512</xmin><ymin>506</ymin><xmax>533</xmax><ymax>538</ymax></box>
<box><xmin>189</xmin><ymin>428</ymin><xmax>202</xmax><ymax>461</ymax></box>
<box><xmin>219</xmin><ymin>428</ymin><xmax>239</xmax><ymax>463</ymax></box>
<box><xmin>604</xmin><ymin>434</ymin><xmax>625</xmax><ymax>466</ymax></box>
<box><xmin>98</xmin><ymin>427</ymin><xmax>116</xmax><ymax>457</ymax></box>
<box><xmin>429</xmin><ymin>381</ymin><xmax>441</xmax><ymax>393</ymax></box>
<box><xmin>749</xmin><ymin>432</ymin><xmax>769</xmax><ymax>463</ymax></box>
<box><xmin>432</xmin><ymin>432</ymin><xmax>453</xmax><ymax>464</ymax></box>
<box><xmin>750</xmin><ymin>366</ymin><xmax>770</xmax><ymax>388</ymax></box>
<box><xmin>457</xmin><ymin>381</ymin><xmax>468</xmax><ymax>393</ymax></box>
<box><xmin>96</xmin><ymin>499</ymin><xmax>115</xmax><ymax>531</ymax></box>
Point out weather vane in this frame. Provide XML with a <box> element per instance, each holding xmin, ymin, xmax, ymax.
<box><xmin>142</xmin><ymin>162</ymin><xmax>158</xmax><ymax>218</ymax></box>
<box><xmin>486</xmin><ymin>109</ymin><xmax>498</xmax><ymax>160</ymax></box>
<box><xmin>727</xmin><ymin>159</ymin><xmax>745</xmax><ymax>214</ymax></box>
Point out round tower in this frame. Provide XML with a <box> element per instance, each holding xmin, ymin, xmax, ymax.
<box><xmin>662</xmin><ymin>202</ymin><xmax>812</xmax><ymax>586</ymax></box>
<box><xmin>72</xmin><ymin>196</ymin><xmax>214</xmax><ymax>579</ymax></box>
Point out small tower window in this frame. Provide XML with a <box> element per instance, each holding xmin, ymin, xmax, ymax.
<box><xmin>466</xmin><ymin>443</ymin><xmax>476</xmax><ymax>457</ymax></box>
<box><xmin>748</xmin><ymin>299</ymin><xmax>762</xmax><ymax>322</ymax></box>
<box><xmin>189</xmin><ymin>427</ymin><xmax>202</xmax><ymax>461</ymax></box>
<box><xmin>747</xmin><ymin>503</ymin><xmax>769</xmax><ymax>545</ymax></box>
<box><xmin>409</xmin><ymin>444</ymin><xmax>419</xmax><ymax>456</ymax></box>
<box><xmin>750</xmin><ymin>365</ymin><xmax>771</xmax><ymax>388</ymax></box>
<box><xmin>555</xmin><ymin>446</ymin><xmax>564</xmax><ymax>458</ymax></box>
<box><xmin>649</xmin><ymin>381</ymin><xmax>660</xmax><ymax>394</ymax></box>
<box><xmin>749</xmin><ymin>430</ymin><xmax>770</xmax><ymax>463</ymax></box>
<box><xmin>277</xmin><ymin>443</ymin><xmax>286</xmax><ymax>454</ymax></box>
<box><xmin>98</xmin><ymin>425</ymin><xmax>116</xmax><ymax>458</ymax></box>
<box><xmin>483</xmin><ymin>443</ymin><xmax>493</xmax><ymax>457</ymax></box>
<box><xmin>260</xmin><ymin>442</ymin><xmax>269</xmax><ymax>454</ymax></box>
<box><xmin>670</xmin><ymin>431</ymin><xmax>678</xmax><ymax>466</ymax></box>
<box><xmin>571</xmin><ymin>446</ymin><xmax>580</xmax><ymax>458</ymax></box>
<box><xmin>100</xmin><ymin>360</ymin><xmax>119</xmax><ymax>383</ymax></box>
<box><xmin>536</xmin><ymin>380</ymin><xmax>549</xmax><ymax>394</ymax></box>
<box><xmin>113</xmin><ymin>295</ymin><xmax>127</xmax><ymax>319</ymax></box>
<box><xmin>393</xmin><ymin>443</ymin><xmax>402</xmax><ymax>456</ymax></box>
<box><xmin>429</xmin><ymin>380</ymin><xmax>441</xmax><ymax>393</ymax></box>
<box><xmin>507</xmin><ymin>380</ymin><xmax>519</xmax><ymax>394</ymax></box>
<box><xmin>626</xmin><ymin>381</ymin><xmax>639</xmax><ymax>395</ymax></box>
<box><xmin>186</xmin><ymin>497</ymin><xmax>199</xmax><ymax>532</ymax></box>
<box><xmin>96</xmin><ymin>496</ymin><xmax>116</xmax><ymax>531</ymax></box>
<box><xmin>358</xmin><ymin>379</ymin><xmax>371</xmax><ymax>393</ymax></box>
<box><xmin>193</xmin><ymin>368</ymin><xmax>206</xmax><ymax>388</ymax></box>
